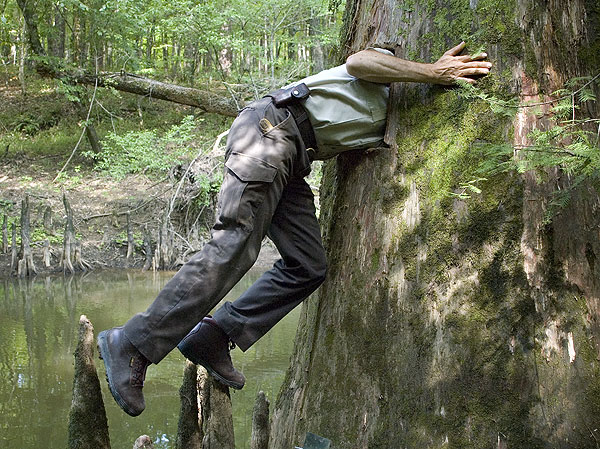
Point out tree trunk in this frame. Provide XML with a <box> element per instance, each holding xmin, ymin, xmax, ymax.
<box><xmin>18</xmin><ymin>195</ymin><xmax>36</xmax><ymax>277</ymax></box>
<box><xmin>10</xmin><ymin>223</ymin><xmax>17</xmax><ymax>273</ymax></box>
<box><xmin>18</xmin><ymin>19</ymin><xmax>26</xmax><ymax>94</ymax></box>
<box><xmin>61</xmin><ymin>193</ymin><xmax>76</xmax><ymax>274</ymax></box>
<box><xmin>271</xmin><ymin>1</ymin><xmax>600</xmax><ymax>448</ymax></box>
<box><xmin>54</xmin><ymin>10</ymin><xmax>66</xmax><ymax>59</ymax></box>
<box><xmin>48</xmin><ymin>9</ymin><xmax>66</xmax><ymax>59</ymax></box>
<box><xmin>250</xmin><ymin>391</ymin><xmax>270</xmax><ymax>449</ymax></box>
<box><xmin>142</xmin><ymin>225</ymin><xmax>153</xmax><ymax>272</ymax></box>
<box><xmin>15</xmin><ymin>0</ymin><xmax>44</xmax><ymax>57</ymax></box>
<box><xmin>2</xmin><ymin>214</ymin><xmax>8</xmax><ymax>253</ymax></box>
<box><xmin>85</xmin><ymin>123</ymin><xmax>102</xmax><ymax>154</ymax></box>
<box><xmin>176</xmin><ymin>361</ymin><xmax>203</xmax><ymax>449</ymax></box>
<box><xmin>43</xmin><ymin>205</ymin><xmax>52</xmax><ymax>230</ymax></box>
<box><xmin>126</xmin><ymin>212</ymin><xmax>134</xmax><ymax>264</ymax></box>
<box><xmin>309</xmin><ymin>18</ymin><xmax>324</xmax><ymax>73</ymax></box>
<box><xmin>42</xmin><ymin>239</ymin><xmax>51</xmax><ymax>268</ymax></box>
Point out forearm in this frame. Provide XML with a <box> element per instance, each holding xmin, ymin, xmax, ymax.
<box><xmin>346</xmin><ymin>44</ymin><xmax>492</xmax><ymax>86</ymax></box>
<box><xmin>346</xmin><ymin>50</ymin><xmax>437</xmax><ymax>84</ymax></box>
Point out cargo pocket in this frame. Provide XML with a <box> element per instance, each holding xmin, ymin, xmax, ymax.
<box><xmin>218</xmin><ymin>152</ymin><xmax>278</xmax><ymax>231</ymax></box>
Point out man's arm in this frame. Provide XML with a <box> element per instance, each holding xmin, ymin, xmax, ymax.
<box><xmin>346</xmin><ymin>42</ymin><xmax>492</xmax><ymax>85</ymax></box>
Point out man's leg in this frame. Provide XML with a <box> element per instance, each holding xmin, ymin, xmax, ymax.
<box><xmin>212</xmin><ymin>175</ymin><xmax>327</xmax><ymax>351</ymax></box>
<box><xmin>97</xmin><ymin>100</ymin><xmax>309</xmax><ymax>415</ymax></box>
<box><xmin>123</xmin><ymin>105</ymin><xmax>302</xmax><ymax>364</ymax></box>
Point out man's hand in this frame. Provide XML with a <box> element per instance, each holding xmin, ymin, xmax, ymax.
<box><xmin>431</xmin><ymin>42</ymin><xmax>492</xmax><ymax>85</ymax></box>
<box><xmin>346</xmin><ymin>42</ymin><xmax>492</xmax><ymax>85</ymax></box>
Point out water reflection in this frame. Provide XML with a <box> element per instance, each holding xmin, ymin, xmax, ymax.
<box><xmin>0</xmin><ymin>268</ymin><xmax>299</xmax><ymax>449</ymax></box>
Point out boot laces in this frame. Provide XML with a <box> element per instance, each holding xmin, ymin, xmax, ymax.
<box><xmin>130</xmin><ymin>355</ymin><xmax>149</xmax><ymax>387</ymax></box>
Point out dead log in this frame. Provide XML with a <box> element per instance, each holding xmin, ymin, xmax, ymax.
<box><xmin>250</xmin><ymin>391</ymin><xmax>270</xmax><ymax>449</ymax></box>
<box><xmin>176</xmin><ymin>361</ymin><xmax>203</xmax><ymax>449</ymax></box>
<box><xmin>18</xmin><ymin>195</ymin><xmax>36</xmax><ymax>277</ymax></box>
<box><xmin>67</xmin><ymin>315</ymin><xmax>110</xmax><ymax>449</ymax></box>
<box><xmin>61</xmin><ymin>193</ymin><xmax>75</xmax><ymax>274</ymax></box>
<box><xmin>78</xmin><ymin>72</ymin><xmax>240</xmax><ymax>117</ymax></box>
<box><xmin>2</xmin><ymin>214</ymin><xmax>7</xmax><ymax>253</ymax></box>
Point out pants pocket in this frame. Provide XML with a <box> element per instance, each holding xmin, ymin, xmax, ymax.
<box><xmin>218</xmin><ymin>152</ymin><xmax>278</xmax><ymax>231</ymax></box>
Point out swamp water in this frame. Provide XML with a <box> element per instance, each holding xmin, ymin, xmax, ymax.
<box><xmin>0</xmin><ymin>267</ymin><xmax>300</xmax><ymax>448</ymax></box>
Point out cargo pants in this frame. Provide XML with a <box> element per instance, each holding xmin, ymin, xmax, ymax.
<box><xmin>123</xmin><ymin>97</ymin><xmax>327</xmax><ymax>363</ymax></box>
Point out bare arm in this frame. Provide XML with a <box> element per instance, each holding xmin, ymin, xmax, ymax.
<box><xmin>346</xmin><ymin>42</ymin><xmax>492</xmax><ymax>85</ymax></box>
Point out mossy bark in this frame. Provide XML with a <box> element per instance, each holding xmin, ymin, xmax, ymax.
<box><xmin>177</xmin><ymin>361</ymin><xmax>203</xmax><ymax>449</ymax></box>
<box><xmin>271</xmin><ymin>1</ymin><xmax>600</xmax><ymax>448</ymax></box>
<box><xmin>68</xmin><ymin>315</ymin><xmax>110</xmax><ymax>449</ymax></box>
<box><xmin>250</xmin><ymin>391</ymin><xmax>270</xmax><ymax>449</ymax></box>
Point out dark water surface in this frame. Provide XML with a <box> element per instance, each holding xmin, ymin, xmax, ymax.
<box><xmin>0</xmin><ymin>267</ymin><xmax>299</xmax><ymax>449</ymax></box>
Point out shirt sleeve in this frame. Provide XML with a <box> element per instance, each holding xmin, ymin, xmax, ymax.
<box><xmin>366</xmin><ymin>47</ymin><xmax>394</xmax><ymax>56</ymax></box>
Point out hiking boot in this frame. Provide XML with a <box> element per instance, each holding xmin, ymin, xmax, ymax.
<box><xmin>177</xmin><ymin>317</ymin><xmax>246</xmax><ymax>390</ymax></box>
<box><xmin>97</xmin><ymin>327</ymin><xmax>150</xmax><ymax>416</ymax></box>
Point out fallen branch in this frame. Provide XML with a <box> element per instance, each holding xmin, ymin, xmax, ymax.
<box><xmin>44</xmin><ymin>65</ymin><xmax>242</xmax><ymax>117</ymax></box>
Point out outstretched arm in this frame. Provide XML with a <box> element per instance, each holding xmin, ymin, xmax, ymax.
<box><xmin>346</xmin><ymin>42</ymin><xmax>492</xmax><ymax>85</ymax></box>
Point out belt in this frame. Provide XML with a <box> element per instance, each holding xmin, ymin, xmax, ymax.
<box><xmin>285</xmin><ymin>102</ymin><xmax>317</xmax><ymax>160</ymax></box>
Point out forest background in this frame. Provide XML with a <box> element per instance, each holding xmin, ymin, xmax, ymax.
<box><xmin>0</xmin><ymin>0</ymin><xmax>345</xmax><ymax>272</ymax></box>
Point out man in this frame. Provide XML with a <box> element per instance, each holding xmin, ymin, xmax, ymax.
<box><xmin>97</xmin><ymin>42</ymin><xmax>492</xmax><ymax>416</ymax></box>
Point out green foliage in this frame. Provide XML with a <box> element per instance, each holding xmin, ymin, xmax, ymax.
<box><xmin>114</xmin><ymin>230</ymin><xmax>143</xmax><ymax>247</ymax></box>
<box><xmin>4</xmin><ymin>0</ymin><xmax>344</xmax><ymax>85</ymax></box>
<box><xmin>193</xmin><ymin>172</ymin><xmax>223</xmax><ymax>209</ymax></box>
<box><xmin>85</xmin><ymin>115</ymin><xmax>198</xmax><ymax>178</ymax></box>
<box><xmin>31</xmin><ymin>227</ymin><xmax>63</xmax><ymax>245</ymax></box>
<box><xmin>456</xmin><ymin>80</ymin><xmax>519</xmax><ymax>117</ymax></box>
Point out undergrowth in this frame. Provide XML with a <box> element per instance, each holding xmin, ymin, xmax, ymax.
<box><xmin>0</xmin><ymin>67</ymin><xmax>231</xmax><ymax>178</ymax></box>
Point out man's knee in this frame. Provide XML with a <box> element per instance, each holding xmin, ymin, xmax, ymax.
<box><xmin>308</xmin><ymin>253</ymin><xmax>327</xmax><ymax>287</ymax></box>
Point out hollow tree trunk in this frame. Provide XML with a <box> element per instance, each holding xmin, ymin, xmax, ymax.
<box><xmin>271</xmin><ymin>1</ymin><xmax>600</xmax><ymax>448</ymax></box>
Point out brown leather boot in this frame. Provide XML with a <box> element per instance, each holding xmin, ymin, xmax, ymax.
<box><xmin>177</xmin><ymin>317</ymin><xmax>246</xmax><ymax>390</ymax></box>
<box><xmin>97</xmin><ymin>327</ymin><xmax>150</xmax><ymax>416</ymax></box>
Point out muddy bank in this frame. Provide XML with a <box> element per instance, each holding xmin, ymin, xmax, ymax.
<box><xmin>0</xmin><ymin>166</ymin><xmax>280</xmax><ymax>277</ymax></box>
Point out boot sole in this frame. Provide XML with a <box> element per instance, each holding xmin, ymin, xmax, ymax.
<box><xmin>97</xmin><ymin>330</ymin><xmax>144</xmax><ymax>417</ymax></box>
<box><xmin>178</xmin><ymin>341</ymin><xmax>244</xmax><ymax>390</ymax></box>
